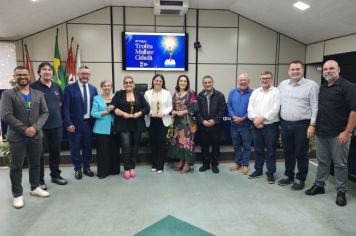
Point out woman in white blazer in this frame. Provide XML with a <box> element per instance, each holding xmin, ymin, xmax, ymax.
<box><xmin>144</xmin><ymin>74</ymin><xmax>173</xmax><ymax>173</ymax></box>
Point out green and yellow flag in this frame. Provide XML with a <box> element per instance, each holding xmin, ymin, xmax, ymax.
<box><xmin>53</xmin><ymin>30</ymin><xmax>65</xmax><ymax>90</ymax></box>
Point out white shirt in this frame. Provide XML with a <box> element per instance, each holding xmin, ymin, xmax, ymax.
<box><xmin>248</xmin><ymin>86</ymin><xmax>280</xmax><ymax>124</ymax></box>
<box><xmin>78</xmin><ymin>81</ymin><xmax>91</xmax><ymax>119</ymax></box>
<box><xmin>278</xmin><ymin>78</ymin><xmax>319</xmax><ymax>123</ymax></box>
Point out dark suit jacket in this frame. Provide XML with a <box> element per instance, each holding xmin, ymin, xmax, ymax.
<box><xmin>0</xmin><ymin>87</ymin><xmax>49</xmax><ymax>142</ymax></box>
<box><xmin>111</xmin><ymin>90</ymin><xmax>149</xmax><ymax>133</ymax></box>
<box><xmin>63</xmin><ymin>82</ymin><xmax>98</xmax><ymax>132</ymax></box>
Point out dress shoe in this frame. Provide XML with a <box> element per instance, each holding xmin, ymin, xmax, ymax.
<box><xmin>305</xmin><ymin>184</ymin><xmax>325</xmax><ymax>195</ymax></box>
<box><xmin>175</xmin><ymin>160</ymin><xmax>185</xmax><ymax>171</ymax></box>
<box><xmin>51</xmin><ymin>176</ymin><xmax>68</xmax><ymax>185</ymax></box>
<box><xmin>130</xmin><ymin>169</ymin><xmax>136</xmax><ymax>178</ymax></box>
<box><xmin>180</xmin><ymin>163</ymin><xmax>193</xmax><ymax>174</ymax></box>
<box><xmin>13</xmin><ymin>196</ymin><xmax>24</xmax><ymax>209</ymax></box>
<box><xmin>30</xmin><ymin>187</ymin><xmax>50</xmax><ymax>198</ymax></box>
<box><xmin>75</xmin><ymin>170</ymin><xmax>82</xmax><ymax>180</ymax></box>
<box><xmin>83</xmin><ymin>168</ymin><xmax>94</xmax><ymax>177</ymax></box>
<box><xmin>336</xmin><ymin>191</ymin><xmax>347</xmax><ymax>206</ymax></box>
<box><xmin>291</xmin><ymin>180</ymin><xmax>305</xmax><ymax>191</ymax></box>
<box><xmin>123</xmin><ymin>171</ymin><xmax>131</xmax><ymax>180</ymax></box>
<box><xmin>241</xmin><ymin>166</ymin><xmax>249</xmax><ymax>175</ymax></box>
<box><xmin>199</xmin><ymin>165</ymin><xmax>210</xmax><ymax>172</ymax></box>
<box><xmin>211</xmin><ymin>165</ymin><xmax>219</xmax><ymax>174</ymax></box>
<box><xmin>230</xmin><ymin>163</ymin><xmax>241</xmax><ymax>171</ymax></box>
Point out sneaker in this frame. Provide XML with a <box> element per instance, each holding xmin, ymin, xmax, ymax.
<box><xmin>230</xmin><ymin>163</ymin><xmax>241</xmax><ymax>171</ymax></box>
<box><xmin>211</xmin><ymin>165</ymin><xmax>219</xmax><ymax>174</ymax></box>
<box><xmin>199</xmin><ymin>165</ymin><xmax>210</xmax><ymax>172</ymax></box>
<box><xmin>13</xmin><ymin>196</ymin><xmax>24</xmax><ymax>209</ymax></box>
<box><xmin>157</xmin><ymin>170</ymin><xmax>163</xmax><ymax>174</ymax></box>
<box><xmin>278</xmin><ymin>177</ymin><xmax>294</xmax><ymax>186</ymax></box>
<box><xmin>267</xmin><ymin>174</ymin><xmax>275</xmax><ymax>184</ymax></box>
<box><xmin>39</xmin><ymin>183</ymin><xmax>48</xmax><ymax>191</ymax></box>
<box><xmin>241</xmin><ymin>166</ymin><xmax>249</xmax><ymax>175</ymax></box>
<box><xmin>291</xmin><ymin>179</ymin><xmax>305</xmax><ymax>191</ymax></box>
<box><xmin>30</xmin><ymin>187</ymin><xmax>50</xmax><ymax>198</ymax></box>
<box><xmin>248</xmin><ymin>171</ymin><xmax>263</xmax><ymax>179</ymax></box>
<box><xmin>151</xmin><ymin>168</ymin><xmax>157</xmax><ymax>172</ymax></box>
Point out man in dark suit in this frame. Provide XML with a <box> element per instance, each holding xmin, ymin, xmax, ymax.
<box><xmin>0</xmin><ymin>66</ymin><xmax>50</xmax><ymax>209</ymax></box>
<box><xmin>63</xmin><ymin>65</ymin><xmax>98</xmax><ymax>179</ymax></box>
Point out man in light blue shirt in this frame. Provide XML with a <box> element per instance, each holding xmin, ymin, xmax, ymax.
<box><xmin>278</xmin><ymin>60</ymin><xmax>319</xmax><ymax>190</ymax></box>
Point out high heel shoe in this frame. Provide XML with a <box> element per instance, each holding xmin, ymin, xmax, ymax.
<box><xmin>180</xmin><ymin>163</ymin><xmax>191</xmax><ymax>174</ymax></box>
<box><xmin>175</xmin><ymin>160</ymin><xmax>185</xmax><ymax>171</ymax></box>
<box><xmin>130</xmin><ymin>169</ymin><xmax>136</xmax><ymax>178</ymax></box>
<box><xmin>124</xmin><ymin>171</ymin><xmax>131</xmax><ymax>180</ymax></box>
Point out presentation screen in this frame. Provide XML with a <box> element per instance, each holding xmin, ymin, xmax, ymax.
<box><xmin>123</xmin><ymin>32</ymin><xmax>188</xmax><ymax>71</ymax></box>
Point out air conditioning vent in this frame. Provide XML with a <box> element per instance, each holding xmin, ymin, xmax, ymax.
<box><xmin>160</xmin><ymin>1</ymin><xmax>183</xmax><ymax>6</ymax></box>
<box><xmin>160</xmin><ymin>9</ymin><xmax>182</xmax><ymax>14</ymax></box>
<box><xmin>154</xmin><ymin>0</ymin><xmax>189</xmax><ymax>16</ymax></box>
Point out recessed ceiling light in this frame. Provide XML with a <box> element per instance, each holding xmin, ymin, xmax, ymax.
<box><xmin>293</xmin><ymin>1</ymin><xmax>310</xmax><ymax>11</ymax></box>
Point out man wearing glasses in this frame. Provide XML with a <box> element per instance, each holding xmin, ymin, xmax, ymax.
<box><xmin>0</xmin><ymin>66</ymin><xmax>50</xmax><ymax>209</ymax></box>
<box><xmin>63</xmin><ymin>66</ymin><xmax>98</xmax><ymax>179</ymax></box>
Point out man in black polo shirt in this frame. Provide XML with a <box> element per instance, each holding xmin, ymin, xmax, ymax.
<box><xmin>30</xmin><ymin>62</ymin><xmax>67</xmax><ymax>188</ymax></box>
<box><xmin>305</xmin><ymin>60</ymin><xmax>356</xmax><ymax>206</ymax></box>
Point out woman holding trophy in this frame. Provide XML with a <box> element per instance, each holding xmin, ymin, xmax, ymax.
<box><xmin>144</xmin><ymin>74</ymin><xmax>173</xmax><ymax>174</ymax></box>
<box><xmin>112</xmin><ymin>76</ymin><xmax>149</xmax><ymax>180</ymax></box>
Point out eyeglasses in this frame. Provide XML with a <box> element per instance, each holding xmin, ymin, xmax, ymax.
<box><xmin>15</xmin><ymin>74</ymin><xmax>29</xmax><ymax>77</ymax></box>
<box><xmin>124</xmin><ymin>81</ymin><xmax>133</xmax><ymax>85</ymax></box>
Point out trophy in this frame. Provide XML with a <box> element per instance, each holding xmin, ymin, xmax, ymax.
<box><xmin>163</xmin><ymin>36</ymin><xmax>177</xmax><ymax>67</ymax></box>
<box><xmin>156</xmin><ymin>101</ymin><xmax>160</xmax><ymax>114</ymax></box>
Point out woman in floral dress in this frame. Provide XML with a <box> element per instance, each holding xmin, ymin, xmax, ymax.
<box><xmin>168</xmin><ymin>75</ymin><xmax>199</xmax><ymax>173</ymax></box>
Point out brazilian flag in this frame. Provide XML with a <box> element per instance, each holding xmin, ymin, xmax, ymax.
<box><xmin>53</xmin><ymin>32</ymin><xmax>65</xmax><ymax>90</ymax></box>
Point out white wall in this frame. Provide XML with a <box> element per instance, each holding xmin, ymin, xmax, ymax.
<box><xmin>14</xmin><ymin>6</ymin><xmax>307</xmax><ymax>97</ymax></box>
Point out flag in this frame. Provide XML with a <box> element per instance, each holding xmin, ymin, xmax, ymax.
<box><xmin>75</xmin><ymin>45</ymin><xmax>81</xmax><ymax>81</ymax></box>
<box><xmin>66</xmin><ymin>44</ymin><xmax>76</xmax><ymax>84</ymax></box>
<box><xmin>24</xmin><ymin>44</ymin><xmax>35</xmax><ymax>82</ymax></box>
<box><xmin>53</xmin><ymin>31</ymin><xmax>65</xmax><ymax>90</ymax></box>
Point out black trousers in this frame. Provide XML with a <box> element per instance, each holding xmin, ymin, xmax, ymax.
<box><xmin>149</xmin><ymin>118</ymin><xmax>168</xmax><ymax>171</ymax></box>
<box><xmin>40</xmin><ymin>127</ymin><xmax>62</xmax><ymax>182</ymax></box>
<box><xmin>9</xmin><ymin>139</ymin><xmax>42</xmax><ymax>197</ymax></box>
<box><xmin>120</xmin><ymin>131</ymin><xmax>140</xmax><ymax>170</ymax></box>
<box><xmin>200</xmin><ymin>128</ymin><xmax>220</xmax><ymax>166</ymax></box>
<box><xmin>96</xmin><ymin>133</ymin><xmax>120</xmax><ymax>177</ymax></box>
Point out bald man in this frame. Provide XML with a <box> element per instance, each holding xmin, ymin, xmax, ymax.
<box><xmin>305</xmin><ymin>60</ymin><xmax>356</xmax><ymax>206</ymax></box>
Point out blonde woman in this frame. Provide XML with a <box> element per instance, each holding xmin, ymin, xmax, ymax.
<box><xmin>112</xmin><ymin>76</ymin><xmax>150</xmax><ymax>180</ymax></box>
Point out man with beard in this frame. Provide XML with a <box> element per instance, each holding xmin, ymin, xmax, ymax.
<box><xmin>305</xmin><ymin>60</ymin><xmax>356</xmax><ymax>206</ymax></box>
<box><xmin>0</xmin><ymin>66</ymin><xmax>50</xmax><ymax>209</ymax></box>
<box><xmin>63</xmin><ymin>65</ymin><xmax>98</xmax><ymax>179</ymax></box>
<box><xmin>30</xmin><ymin>62</ymin><xmax>68</xmax><ymax>189</ymax></box>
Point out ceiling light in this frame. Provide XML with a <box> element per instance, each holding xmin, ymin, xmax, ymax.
<box><xmin>293</xmin><ymin>1</ymin><xmax>310</xmax><ymax>11</ymax></box>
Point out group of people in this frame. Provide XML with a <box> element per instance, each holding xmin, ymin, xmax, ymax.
<box><xmin>0</xmin><ymin>59</ymin><xmax>355</xmax><ymax>210</ymax></box>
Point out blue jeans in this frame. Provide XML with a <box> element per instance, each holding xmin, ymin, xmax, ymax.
<box><xmin>230</xmin><ymin>125</ymin><xmax>252</xmax><ymax>166</ymax></box>
<box><xmin>281</xmin><ymin>120</ymin><xmax>309</xmax><ymax>181</ymax></box>
<box><xmin>252</xmin><ymin>122</ymin><xmax>279</xmax><ymax>175</ymax></box>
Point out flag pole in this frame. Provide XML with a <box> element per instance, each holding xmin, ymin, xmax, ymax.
<box><xmin>64</xmin><ymin>37</ymin><xmax>74</xmax><ymax>76</ymax></box>
<box><xmin>74</xmin><ymin>43</ymin><xmax>79</xmax><ymax>74</ymax></box>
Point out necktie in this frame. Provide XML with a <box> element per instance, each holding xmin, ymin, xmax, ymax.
<box><xmin>83</xmin><ymin>84</ymin><xmax>88</xmax><ymax>115</ymax></box>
